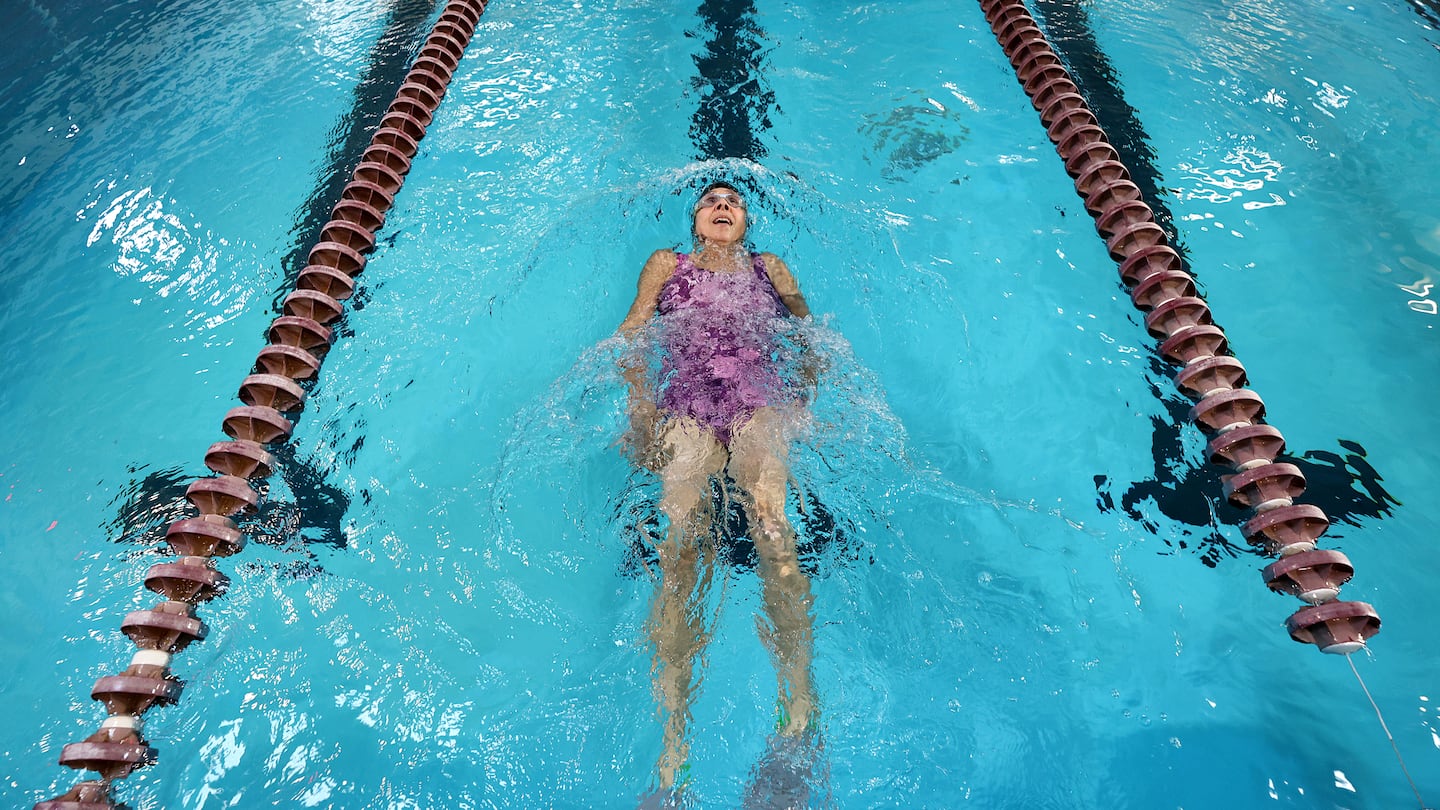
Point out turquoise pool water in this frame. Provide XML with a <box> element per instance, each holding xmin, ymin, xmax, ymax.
<box><xmin>3</xmin><ymin>0</ymin><xmax>1438</xmax><ymax>807</ymax></box>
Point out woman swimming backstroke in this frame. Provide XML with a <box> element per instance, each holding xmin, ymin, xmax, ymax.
<box><xmin>618</xmin><ymin>181</ymin><xmax>821</xmax><ymax>803</ymax></box>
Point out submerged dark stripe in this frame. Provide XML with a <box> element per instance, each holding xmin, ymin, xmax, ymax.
<box><xmin>1404</xmin><ymin>0</ymin><xmax>1440</xmax><ymax>45</ymax></box>
<box><xmin>689</xmin><ymin>0</ymin><xmax>775</xmax><ymax>161</ymax></box>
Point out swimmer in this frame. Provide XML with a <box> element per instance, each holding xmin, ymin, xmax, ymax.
<box><xmin>618</xmin><ymin>181</ymin><xmax>821</xmax><ymax>803</ymax></box>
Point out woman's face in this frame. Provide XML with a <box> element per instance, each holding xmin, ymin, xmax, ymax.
<box><xmin>692</xmin><ymin>189</ymin><xmax>747</xmax><ymax>245</ymax></box>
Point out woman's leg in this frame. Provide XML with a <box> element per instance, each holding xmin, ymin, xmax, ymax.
<box><xmin>728</xmin><ymin>405</ymin><xmax>817</xmax><ymax>737</ymax></box>
<box><xmin>647</xmin><ymin>417</ymin><xmax>727</xmax><ymax>789</ymax></box>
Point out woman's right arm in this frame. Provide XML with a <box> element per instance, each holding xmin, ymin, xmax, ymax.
<box><xmin>617</xmin><ymin>251</ymin><xmax>675</xmax><ymax>466</ymax></box>
<box><xmin>618</xmin><ymin>249</ymin><xmax>676</xmax><ymax>336</ymax></box>
<box><xmin>618</xmin><ymin>249</ymin><xmax>676</xmax><ymax>396</ymax></box>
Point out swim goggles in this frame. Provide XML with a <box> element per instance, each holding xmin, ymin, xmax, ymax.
<box><xmin>695</xmin><ymin>191</ymin><xmax>746</xmax><ymax>210</ymax></box>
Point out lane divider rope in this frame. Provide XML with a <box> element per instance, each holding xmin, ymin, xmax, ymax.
<box><xmin>978</xmin><ymin>3</ymin><xmax>1433</xmax><ymax>804</ymax></box>
<box><xmin>36</xmin><ymin>2</ymin><xmax>488</xmax><ymax>807</ymax></box>
<box><xmin>977</xmin><ymin>0</ymin><xmax>1381</xmax><ymax>652</ymax></box>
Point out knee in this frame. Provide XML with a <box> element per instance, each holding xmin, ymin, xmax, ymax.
<box><xmin>751</xmin><ymin>513</ymin><xmax>799</xmax><ymax>573</ymax></box>
<box><xmin>749</xmin><ymin>493</ymin><xmax>789</xmax><ymax>542</ymax></box>
<box><xmin>758</xmin><ymin>543</ymin><xmax>813</xmax><ymax>610</ymax></box>
<box><xmin>655</xmin><ymin>536</ymin><xmax>699</xmax><ymax>570</ymax></box>
<box><xmin>659</xmin><ymin>487</ymin><xmax>706</xmax><ymax>526</ymax></box>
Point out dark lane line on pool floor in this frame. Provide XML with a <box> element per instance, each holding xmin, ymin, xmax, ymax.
<box><xmin>670</xmin><ymin>0</ymin><xmax>862</xmax><ymax>570</ymax></box>
<box><xmin>1405</xmin><ymin>0</ymin><xmax>1440</xmax><ymax>42</ymax></box>
<box><xmin>688</xmin><ymin>0</ymin><xmax>776</xmax><ymax>162</ymax></box>
<box><xmin>1029</xmin><ymin>0</ymin><xmax>1397</xmax><ymax>567</ymax></box>
<box><xmin>1032</xmin><ymin>0</ymin><xmax>1182</xmax><ymax>245</ymax></box>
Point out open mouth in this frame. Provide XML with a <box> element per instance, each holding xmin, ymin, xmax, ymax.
<box><xmin>713</xmin><ymin>215</ymin><xmax>734</xmax><ymax>226</ymax></box>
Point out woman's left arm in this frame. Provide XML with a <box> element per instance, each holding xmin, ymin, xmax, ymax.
<box><xmin>760</xmin><ymin>253</ymin><xmax>811</xmax><ymax>318</ymax></box>
<box><xmin>761</xmin><ymin>253</ymin><xmax>824</xmax><ymax>397</ymax></box>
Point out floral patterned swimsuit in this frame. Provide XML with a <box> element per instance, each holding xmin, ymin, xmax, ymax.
<box><xmin>656</xmin><ymin>252</ymin><xmax>793</xmax><ymax>444</ymax></box>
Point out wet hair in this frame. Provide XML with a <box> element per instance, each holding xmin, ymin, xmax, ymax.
<box><xmin>698</xmin><ymin>180</ymin><xmax>742</xmax><ymax>200</ymax></box>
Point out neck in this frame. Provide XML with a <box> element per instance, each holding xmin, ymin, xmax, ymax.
<box><xmin>693</xmin><ymin>238</ymin><xmax>748</xmax><ymax>264</ymax></box>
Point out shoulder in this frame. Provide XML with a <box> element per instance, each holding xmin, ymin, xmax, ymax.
<box><xmin>757</xmin><ymin>251</ymin><xmax>789</xmax><ymax>270</ymax></box>
<box><xmin>639</xmin><ymin>249</ymin><xmax>679</xmax><ymax>281</ymax></box>
<box><xmin>619</xmin><ymin>250</ymin><xmax>680</xmax><ymax>333</ymax></box>
<box><xmin>756</xmin><ymin>251</ymin><xmax>810</xmax><ymax>316</ymax></box>
<box><xmin>646</xmin><ymin>248</ymin><xmax>679</xmax><ymax>268</ymax></box>
<box><xmin>757</xmin><ymin>252</ymin><xmax>797</xmax><ymax>284</ymax></box>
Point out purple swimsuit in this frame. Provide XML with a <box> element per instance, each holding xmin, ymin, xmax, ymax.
<box><xmin>657</xmin><ymin>252</ymin><xmax>793</xmax><ymax>444</ymax></box>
